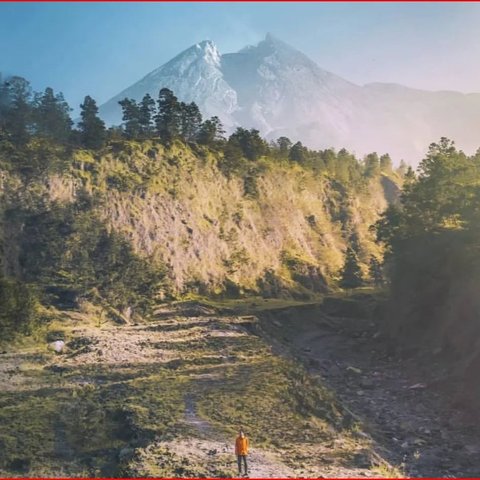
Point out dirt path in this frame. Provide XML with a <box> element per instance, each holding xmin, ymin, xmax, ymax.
<box><xmin>59</xmin><ymin>316</ymin><xmax>319</xmax><ymax>477</ymax></box>
<box><xmin>182</xmin><ymin>391</ymin><xmax>297</xmax><ymax>477</ymax></box>
<box><xmin>184</xmin><ymin>394</ymin><xmax>214</xmax><ymax>437</ymax></box>
<box><xmin>244</xmin><ymin>449</ymin><xmax>296</xmax><ymax>478</ymax></box>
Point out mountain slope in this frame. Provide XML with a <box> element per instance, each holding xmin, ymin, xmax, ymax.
<box><xmin>100</xmin><ymin>41</ymin><xmax>239</xmax><ymax>129</ymax></box>
<box><xmin>221</xmin><ymin>33</ymin><xmax>362</xmax><ymax>140</ymax></box>
<box><xmin>1</xmin><ymin>141</ymin><xmax>396</xmax><ymax>300</ymax></box>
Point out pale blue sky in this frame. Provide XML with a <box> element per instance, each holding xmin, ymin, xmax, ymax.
<box><xmin>1</xmin><ymin>2</ymin><xmax>480</xmax><ymax>114</ymax></box>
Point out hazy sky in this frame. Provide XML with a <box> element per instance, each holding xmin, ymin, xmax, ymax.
<box><xmin>2</xmin><ymin>2</ymin><xmax>480</xmax><ymax>113</ymax></box>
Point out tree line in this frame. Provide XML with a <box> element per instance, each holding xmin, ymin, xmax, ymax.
<box><xmin>0</xmin><ymin>77</ymin><xmax>225</xmax><ymax>150</ymax></box>
<box><xmin>118</xmin><ymin>89</ymin><xmax>225</xmax><ymax>146</ymax></box>
<box><xmin>0</xmin><ymin>75</ymin><xmax>100</xmax><ymax>149</ymax></box>
<box><xmin>0</xmin><ymin>74</ymin><xmax>408</xmax><ymax>182</ymax></box>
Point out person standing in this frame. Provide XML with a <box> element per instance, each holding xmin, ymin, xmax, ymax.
<box><xmin>235</xmin><ymin>428</ymin><xmax>249</xmax><ymax>476</ymax></box>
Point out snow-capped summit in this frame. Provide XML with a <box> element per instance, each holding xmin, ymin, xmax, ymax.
<box><xmin>99</xmin><ymin>35</ymin><xmax>480</xmax><ymax>162</ymax></box>
<box><xmin>157</xmin><ymin>40</ymin><xmax>221</xmax><ymax>75</ymax></box>
<box><xmin>99</xmin><ymin>39</ymin><xmax>238</xmax><ymax>128</ymax></box>
<box><xmin>196</xmin><ymin>40</ymin><xmax>221</xmax><ymax>66</ymax></box>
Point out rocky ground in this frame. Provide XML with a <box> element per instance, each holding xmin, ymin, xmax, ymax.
<box><xmin>0</xmin><ymin>296</ymin><xmax>478</xmax><ymax>477</ymax></box>
<box><xmin>257</xmin><ymin>296</ymin><xmax>480</xmax><ymax>477</ymax></box>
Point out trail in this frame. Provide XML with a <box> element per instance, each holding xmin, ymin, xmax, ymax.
<box><xmin>181</xmin><ymin>392</ymin><xmax>297</xmax><ymax>477</ymax></box>
<box><xmin>184</xmin><ymin>393</ymin><xmax>214</xmax><ymax>437</ymax></box>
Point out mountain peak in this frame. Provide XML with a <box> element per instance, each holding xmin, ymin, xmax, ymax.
<box><xmin>99</xmin><ymin>34</ymin><xmax>480</xmax><ymax>163</ymax></box>
<box><xmin>179</xmin><ymin>39</ymin><xmax>220</xmax><ymax>61</ymax></box>
<box><xmin>264</xmin><ymin>32</ymin><xmax>276</xmax><ymax>43</ymax></box>
<box><xmin>237</xmin><ymin>33</ymin><xmax>291</xmax><ymax>55</ymax></box>
<box><xmin>196</xmin><ymin>39</ymin><xmax>217</xmax><ymax>51</ymax></box>
<box><xmin>190</xmin><ymin>39</ymin><xmax>221</xmax><ymax>66</ymax></box>
<box><xmin>251</xmin><ymin>33</ymin><xmax>305</xmax><ymax>60</ymax></box>
<box><xmin>263</xmin><ymin>32</ymin><xmax>293</xmax><ymax>48</ymax></box>
<box><xmin>154</xmin><ymin>39</ymin><xmax>221</xmax><ymax>75</ymax></box>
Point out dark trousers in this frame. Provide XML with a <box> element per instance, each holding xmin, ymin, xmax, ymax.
<box><xmin>237</xmin><ymin>454</ymin><xmax>248</xmax><ymax>474</ymax></box>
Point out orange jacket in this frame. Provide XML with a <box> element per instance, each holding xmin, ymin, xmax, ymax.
<box><xmin>235</xmin><ymin>435</ymin><xmax>249</xmax><ymax>455</ymax></box>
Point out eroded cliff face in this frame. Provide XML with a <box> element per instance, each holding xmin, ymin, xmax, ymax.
<box><xmin>1</xmin><ymin>141</ymin><xmax>398</xmax><ymax>297</ymax></box>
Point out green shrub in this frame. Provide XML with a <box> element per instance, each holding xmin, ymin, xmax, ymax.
<box><xmin>17</xmin><ymin>201</ymin><xmax>166</xmax><ymax>314</ymax></box>
<box><xmin>0</xmin><ymin>278</ymin><xmax>39</xmax><ymax>341</ymax></box>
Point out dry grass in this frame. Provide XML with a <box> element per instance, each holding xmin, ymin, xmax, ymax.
<box><xmin>46</xmin><ymin>142</ymin><xmax>391</xmax><ymax>296</ymax></box>
<box><xmin>0</xmin><ymin>303</ymin><xmax>398</xmax><ymax>477</ymax></box>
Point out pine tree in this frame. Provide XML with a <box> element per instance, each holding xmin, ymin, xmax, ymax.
<box><xmin>34</xmin><ymin>87</ymin><xmax>73</xmax><ymax>143</ymax></box>
<box><xmin>340</xmin><ymin>247</ymin><xmax>363</xmax><ymax>289</ymax></box>
<box><xmin>364</xmin><ymin>152</ymin><xmax>380</xmax><ymax>177</ymax></box>
<box><xmin>197</xmin><ymin>116</ymin><xmax>224</xmax><ymax>146</ymax></box>
<box><xmin>179</xmin><ymin>101</ymin><xmax>202</xmax><ymax>142</ymax></box>
<box><xmin>0</xmin><ymin>76</ymin><xmax>11</xmax><ymax>135</ymax></box>
<box><xmin>289</xmin><ymin>141</ymin><xmax>307</xmax><ymax>163</ymax></box>
<box><xmin>2</xmin><ymin>76</ymin><xmax>33</xmax><ymax>145</ymax></box>
<box><xmin>397</xmin><ymin>159</ymin><xmax>408</xmax><ymax>177</ymax></box>
<box><xmin>228</xmin><ymin>127</ymin><xmax>268</xmax><ymax>161</ymax></box>
<box><xmin>155</xmin><ymin>88</ymin><xmax>180</xmax><ymax>143</ymax></box>
<box><xmin>138</xmin><ymin>94</ymin><xmax>156</xmax><ymax>137</ymax></box>
<box><xmin>336</xmin><ymin>148</ymin><xmax>361</xmax><ymax>185</ymax></box>
<box><xmin>404</xmin><ymin>166</ymin><xmax>416</xmax><ymax>183</ymax></box>
<box><xmin>276</xmin><ymin>136</ymin><xmax>292</xmax><ymax>158</ymax></box>
<box><xmin>322</xmin><ymin>148</ymin><xmax>337</xmax><ymax>173</ymax></box>
<box><xmin>222</xmin><ymin>135</ymin><xmax>244</xmax><ymax>175</ymax></box>
<box><xmin>380</xmin><ymin>153</ymin><xmax>393</xmax><ymax>173</ymax></box>
<box><xmin>78</xmin><ymin>96</ymin><xmax>106</xmax><ymax>149</ymax></box>
<box><xmin>118</xmin><ymin>98</ymin><xmax>141</xmax><ymax>139</ymax></box>
<box><xmin>369</xmin><ymin>256</ymin><xmax>384</xmax><ymax>286</ymax></box>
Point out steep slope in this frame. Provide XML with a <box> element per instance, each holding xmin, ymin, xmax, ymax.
<box><xmin>99</xmin><ymin>34</ymin><xmax>480</xmax><ymax>163</ymax></box>
<box><xmin>65</xmin><ymin>143</ymin><xmax>393</xmax><ymax>296</ymax></box>
<box><xmin>1</xmin><ymin>141</ymin><xmax>396</xmax><ymax>300</ymax></box>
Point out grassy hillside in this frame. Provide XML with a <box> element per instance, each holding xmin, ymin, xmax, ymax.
<box><xmin>3</xmin><ymin>141</ymin><xmax>396</xmax><ymax>304</ymax></box>
<box><xmin>3</xmin><ymin>76</ymin><xmax>480</xmax><ymax>478</ymax></box>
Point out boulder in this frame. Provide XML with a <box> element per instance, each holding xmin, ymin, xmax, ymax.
<box><xmin>49</xmin><ymin>340</ymin><xmax>65</xmax><ymax>353</ymax></box>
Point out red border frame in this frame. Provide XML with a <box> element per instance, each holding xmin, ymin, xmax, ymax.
<box><xmin>2</xmin><ymin>1</ymin><xmax>480</xmax><ymax>3</ymax></box>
